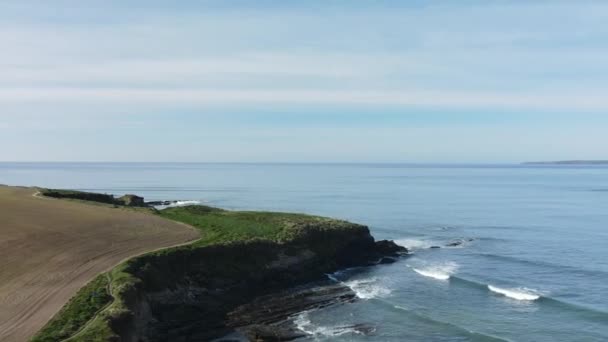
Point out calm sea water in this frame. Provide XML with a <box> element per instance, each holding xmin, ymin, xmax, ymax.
<box><xmin>1</xmin><ymin>162</ymin><xmax>607</xmax><ymax>341</ymax></box>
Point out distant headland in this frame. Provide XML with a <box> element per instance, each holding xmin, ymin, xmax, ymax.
<box><xmin>523</xmin><ymin>160</ymin><xmax>608</xmax><ymax>165</ymax></box>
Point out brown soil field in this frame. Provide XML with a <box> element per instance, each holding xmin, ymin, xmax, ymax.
<box><xmin>0</xmin><ymin>186</ymin><xmax>200</xmax><ymax>342</ymax></box>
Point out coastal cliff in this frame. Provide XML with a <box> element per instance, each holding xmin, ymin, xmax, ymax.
<box><xmin>33</xmin><ymin>203</ymin><xmax>406</xmax><ymax>342</ymax></box>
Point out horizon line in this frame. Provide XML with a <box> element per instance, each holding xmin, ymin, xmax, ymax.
<box><xmin>1</xmin><ymin>160</ymin><xmax>602</xmax><ymax>165</ymax></box>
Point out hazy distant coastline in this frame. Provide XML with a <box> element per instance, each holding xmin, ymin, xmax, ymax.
<box><xmin>523</xmin><ymin>160</ymin><xmax>608</xmax><ymax>165</ymax></box>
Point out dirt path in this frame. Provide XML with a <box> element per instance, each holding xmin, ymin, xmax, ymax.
<box><xmin>60</xmin><ymin>273</ymin><xmax>113</xmax><ymax>342</ymax></box>
<box><xmin>0</xmin><ymin>186</ymin><xmax>200</xmax><ymax>342</ymax></box>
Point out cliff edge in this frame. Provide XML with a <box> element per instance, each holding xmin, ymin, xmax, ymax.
<box><xmin>33</xmin><ymin>204</ymin><xmax>406</xmax><ymax>342</ymax></box>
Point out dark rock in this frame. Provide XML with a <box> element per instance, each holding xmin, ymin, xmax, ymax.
<box><xmin>227</xmin><ymin>283</ymin><xmax>356</xmax><ymax>328</ymax></box>
<box><xmin>445</xmin><ymin>240</ymin><xmax>463</xmax><ymax>247</ymax></box>
<box><xmin>374</xmin><ymin>240</ymin><xmax>408</xmax><ymax>256</ymax></box>
<box><xmin>347</xmin><ymin>323</ymin><xmax>376</xmax><ymax>335</ymax></box>
<box><xmin>377</xmin><ymin>257</ymin><xmax>397</xmax><ymax>264</ymax></box>
<box><xmin>229</xmin><ymin>283</ymin><xmax>360</xmax><ymax>341</ymax></box>
<box><xmin>146</xmin><ymin>200</ymin><xmax>186</xmax><ymax>207</ymax></box>
<box><xmin>146</xmin><ymin>200</ymin><xmax>173</xmax><ymax>206</ymax></box>
<box><xmin>429</xmin><ymin>246</ymin><xmax>441</xmax><ymax>249</ymax></box>
<box><xmin>118</xmin><ymin>194</ymin><xmax>145</xmax><ymax>207</ymax></box>
<box><xmin>242</xmin><ymin>325</ymin><xmax>306</xmax><ymax>342</ymax></box>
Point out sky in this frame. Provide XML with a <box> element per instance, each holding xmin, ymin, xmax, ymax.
<box><xmin>1</xmin><ymin>0</ymin><xmax>607</xmax><ymax>163</ymax></box>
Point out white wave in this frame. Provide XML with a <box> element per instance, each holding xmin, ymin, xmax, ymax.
<box><xmin>343</xmin><ymin>277</ymin><xmax>392</xmax><ymax>300</ymax></box>
<box><xmin>156</xmin><ymin>200</ymin><xmax>202</xmax><ymax>209</ymax></box>
<box><xmin>326</xmin><ymin>271</ymin><xmax>392</xmax><ymax>300</ymax></box>
<box><xmin>413</xmin><ymin>268</ymin><xmax>450</xmax><ymax>280</ymax></box>
<box><xmin>488</xmin><ymin>285</ymin><xmax>540</xmax><ymax>301</ymax></box>
<box><xmin>395</xmin><ymin>238</ymin><xmax>436</xmax><ymax>250</ymax></box>
<box><xmin>294</xmin><ymin>312</ymin><xmax>369</xmax><ymax>337</ymax></box>
<box><xmin>411</xmin><ymin>261</ymin><xmax>458</xmax><ymax>281</ymax></box>
<box><xmin>172</xmin><ymin>200</ymin><xmax>202</xmax><ymax>206</ymax></box>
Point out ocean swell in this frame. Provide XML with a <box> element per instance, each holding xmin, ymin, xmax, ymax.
<box><xmin>388</xmin><ymin>304</ymin><xmax>510</xmax><ymax>342</ymax></box>
<box><xmin>487</xmin><ymin>285</ymin><xmax>540</xmax><ymax>301</ymax></box>
<box><xmin>413</xmin><ymin>268</ymin><xmax>450</xmax><ymax>280</ymax></box>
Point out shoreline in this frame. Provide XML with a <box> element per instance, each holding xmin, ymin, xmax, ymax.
<box><xmin>22</xmin><ymin>187</ymin><xmax>407</xmax><ymax>341</ymax></box>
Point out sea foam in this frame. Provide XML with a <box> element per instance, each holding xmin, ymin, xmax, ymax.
<box><xmin>487</xmin><ymin>285</ymin><xmax>540</xmax><ymax>301</ymax></box>
<box><xmin>343</xmin><ymin>277</ymin><xmax>392</xmax><ymax>299</ymax></box>
<box><xmin>326</xmin><ymin>269</ymin><xmax>392</xmax><ymax>300</ymax></box>
<box><xmin>411</xmin><ymin>261</ymin><xmax>459</xmax><ymax>281</ymax></box>
<box><xmin>169</xmin><ymin>200</ymin><xmax>202</xmax><ymax>207</ymax></box>
<box><xmin>156</xmin><ymin>200</ymin><xmax>202</xmax><ymax>209</ymax></box>
<box><xmin>395</xmin><ymin>238</ymin><xmax>436</xmax><ymax>250</ymax></box>
<box><xmin>294</xmin><ymin>312</ymin><xmax>370</xmax><ymax>337</ymax></box>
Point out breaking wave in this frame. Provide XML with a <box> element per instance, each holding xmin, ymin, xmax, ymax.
<box><xmin>487</xmin><ymin>285</ymin><xmax>540</xmax><ymax>301</ymax></box>
<box><xmin>326</xmin><ymin>272</ymin><xmax>392</xmax><ymax>300</ymax></box>
<box><xmin>343</xmin><ymin>277</ymin><xmax>392</xmax><ymax>299</ymax></box>
<box><xmin>294</xmin><ymin>311</ymin><xmax>374</xmax><ymax>337</ymax></box>
<box><xmin>411</xmin><ymin>261</ymin><xmax>459</xmax><ymax>281</ymax></box>
<box><xmin>395</xmin><ymin>237</ymin><xmax>473</xmax><ymax>250</ymax></box>
<box><xmin>450</xmin><ymin>276</ymin><xmax>542</xmax><ymax>301</ymax></box>
<box><xmin>155</xmin><ymin>200</ymin><xmax>202</xmax><ymax>209</ymax></box>
<box><xmin>413</xmin><ymin>268</ymin><xmax>450</xmax><ymax>280</ymax></box>
<box><xmin>169</xmin><ymin>200</ymin><xmax>202</xmax><ymax>206</ymax></box>
<box><xmin>395</xmin><ymin>238</ymin><xmax>437</xmax><ymax>250</ymax></box>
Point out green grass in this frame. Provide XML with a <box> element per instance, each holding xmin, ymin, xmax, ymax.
<box><xmin>59</xmin><ymin>263</ymin><xmax>144</xmax><ymax>342</ymax></box>
<box><xmin>157</xmin><ymin>205</ymin><xmax>347</xmax><ymax>245</ymax></box>
<box><xmin>31</xmin><ymin>204</ymin><xmax>358</xmax><ymax>341</ymax></box>
<box><xmin>31</xmin><ymin>275</ymin><xmax>112</xmax><ymax>342</ymax></box>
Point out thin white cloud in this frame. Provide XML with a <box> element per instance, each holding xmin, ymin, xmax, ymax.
<box><xmin>0</xmin><ymin>54</ymin><xmax>366</xmax><ymax>83</ymax></box>
<box><xmin>1</xmin><ymin>1</ymin><xmax>606</xmax><ymax>99</ymax></box>
<box><xmin>1</xmin><ymin>88</ymin><xmax>607</xmax><ymax>111</ymax></box>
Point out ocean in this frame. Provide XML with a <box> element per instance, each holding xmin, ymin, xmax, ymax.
<box><xmin>1</xmin><ymin>162</ymin><xmax>607</xmax><ymax>341</ymax></box>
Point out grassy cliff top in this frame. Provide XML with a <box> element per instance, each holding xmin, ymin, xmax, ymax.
<box><xmin>158</xmin><ymin>205</ymin><xmax>364</xmax><ymax>246</ymax></box>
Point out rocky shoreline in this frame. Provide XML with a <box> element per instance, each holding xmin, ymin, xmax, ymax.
<box><xmin>113</xmin><ymin>227</ymin><xmax>407</xmax><ymax>341</ymax></box>
<box><xmin>225</xmin><ymin>282</ymin><xmax>359</xmax><ymax>341</ymax></box>
<box><xmin>222</xmin><ymin>243</ymin><xmax>407</xmax><ymax>341</ymax></box>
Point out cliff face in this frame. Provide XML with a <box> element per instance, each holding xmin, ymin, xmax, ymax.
<box><xmin>111</xmin><ymin>224</ymin><xmax>405</xmax><ymax>341</ymax></box>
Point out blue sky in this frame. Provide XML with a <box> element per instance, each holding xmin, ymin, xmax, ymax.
<box><xmin>1</xmin><ymin>0</ymin><xmax>607</xmax><ymax>162</ymax></box>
